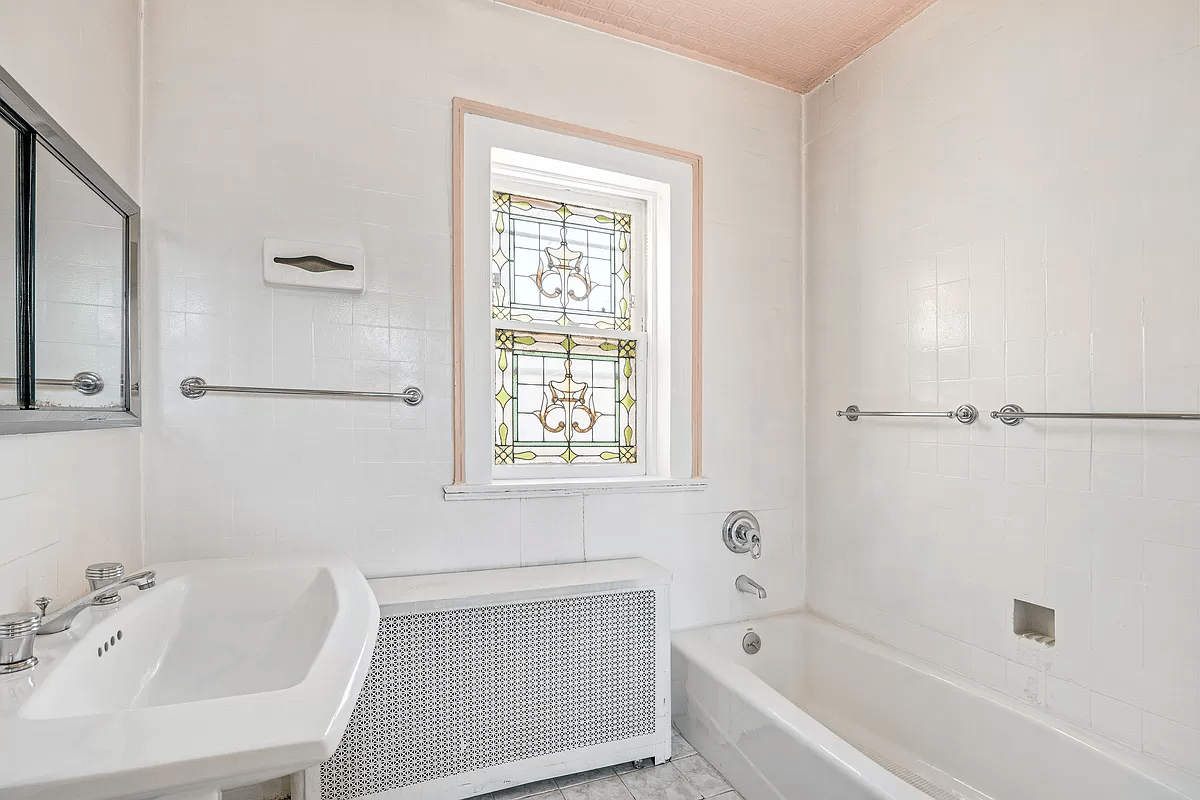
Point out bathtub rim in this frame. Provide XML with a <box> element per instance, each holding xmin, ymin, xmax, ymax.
<box><xmin>673</xmin><ymin>619</ymin><xmax>931</xmax><ymax>799</ymax></box>
<box><xmin>672</xmin><ymin>609</ymin><xmax>1200</xmax><ymax>800</ymax></box>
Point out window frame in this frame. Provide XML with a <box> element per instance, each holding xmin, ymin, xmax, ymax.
<box><xmin>450</xmin><ymin>99</ymin><xmax>703</xmax><ymax>499</ymax></box>
<box><xmin>490</xmin><ymin>171</ymin><xmax>653</xmax><ymax>480</ymax></box>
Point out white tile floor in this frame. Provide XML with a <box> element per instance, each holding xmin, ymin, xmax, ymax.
<box><xmin>471</xmin><ymin>728</ymin><xmax>741</xmax><ymax>800</ymax></box>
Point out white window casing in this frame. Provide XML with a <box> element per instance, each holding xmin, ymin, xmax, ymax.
<box><xmin>449</xmin><ymin>101</ymin><xmax>703</xmax><ymax>499</ymax></box>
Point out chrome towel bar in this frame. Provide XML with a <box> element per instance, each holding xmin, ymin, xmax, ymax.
<box><xmin>993</xmin><ymin>404</ymin><xmax>1200</xmax><ymax>426</ymax></box>
<box><xmin>837</xmin><ymin>404</ymin><xmax>978</xmax><ymax>424</ymax></box>
<box><xmin>180</xmin><ymin>376</ymin><xmax>423</xmax><ymax>405</ymax></box>
<box><xmin>0</xmin><ymin>371</ymin><xmax>104</xmax><ymax>396</ymax></box>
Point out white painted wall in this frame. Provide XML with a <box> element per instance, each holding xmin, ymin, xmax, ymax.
<box><xmin>140</xmin><ymin>0</ymin><xmax>805</xmax><ymax>630</ymax></box>
<box><xmin>0</xmin><ymin>0</ymin><xmax>143</xmax><ymax>610</ymax></box>
<box><xmin>806</xmin><ymin>0</ymin><xmax>1200</xmax><ymax>775</ymax></box>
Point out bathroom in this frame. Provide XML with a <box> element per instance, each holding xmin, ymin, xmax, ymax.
<box><xmin>0</xmin><ymin>0</ymin><xmax>1196</xmax><ymax>798</ymax></box>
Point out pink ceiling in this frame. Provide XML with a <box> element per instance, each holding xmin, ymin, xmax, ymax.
<box><xmin>497</xmin><ymin>0</ymin><xmax>937</xmax><ymax>94</ymax></box>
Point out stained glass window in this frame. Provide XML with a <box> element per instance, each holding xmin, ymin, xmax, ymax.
<box><xmin>491</xmin><ymin>192</ymin><xmax>632</xmax><ymax>331</ymax></box>
<box><xmin>494</xmin><ymin>328</ymin><xmax>637</xmax><ymax>465</ymax></box>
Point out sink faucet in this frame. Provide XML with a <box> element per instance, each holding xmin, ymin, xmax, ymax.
<box><xmin>35</xmin><ymin>568</ymin><xmax>157</xmax><ymax>635</ymax></box>
<box><xmin>735</xmin><ymin>574</ymin><xmax>767</xmax><ymax>599</ymax></box>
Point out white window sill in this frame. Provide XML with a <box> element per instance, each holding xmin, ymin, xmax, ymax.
<box><xmin>443</xmin><ymin>477</ymin><xmax>709</xmax><ymax>501</ymax></box>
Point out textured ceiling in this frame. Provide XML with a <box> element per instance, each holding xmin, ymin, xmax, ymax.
<box><xmin>497</xmin><ymin>0</ymin><xmax>937</xmax><ymax>93</ymax></box>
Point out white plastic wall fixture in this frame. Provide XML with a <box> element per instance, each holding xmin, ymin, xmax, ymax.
<box><xmin>263</xmin><ymin>238</ymin><xmax>365</xmax><ymax>293</ymax></box>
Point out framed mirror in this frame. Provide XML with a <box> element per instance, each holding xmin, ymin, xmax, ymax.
<box><xmin>0</xmin><ymin>116</ymin><xmax>16</xmax><ymax>409</ymax></box>
<box><xmin>0</xmin><ymin>64</ymin><xmax>139</xmax><ymax>433</ymax></box>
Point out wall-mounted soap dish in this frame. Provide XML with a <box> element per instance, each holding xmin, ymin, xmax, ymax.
<box><xmin>1013</xmin><ymin>599</ymin><xmax>1055</xmax><ymax>646</ymax></box>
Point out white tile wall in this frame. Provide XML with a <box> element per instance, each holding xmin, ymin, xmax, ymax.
<box><xmin>0</xmin><ymin>0</ymin><xmax>142</xmax><ymax>199</ymax></box>
<box><xmin>0</xmin><ymin>0</ymin><xmax>144</xmax><ymax>610</ymax></box>
<box><xmin>805</xmin><ymin>0</ymin><xmax>1200</xmax><ymax>776</ymax></box>
<box><xmin>140</xmin><ymin>0</ymin><xmax>806</xmax><ymax>630</ymax></box>
<box><xmin>0</xmin><ymin>430</ymin><xmax>143</xmax><ymax>610</ymax></box>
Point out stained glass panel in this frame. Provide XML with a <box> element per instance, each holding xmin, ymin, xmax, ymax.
<box><xmin>495</xmin><ymin>328</ymin><xmax>637</xmax><ymax>465</ymax></box>
<box><xmin>492</xmin><ymin>192</ymin><xmax>632</xmax><ymax>330</ymax></box>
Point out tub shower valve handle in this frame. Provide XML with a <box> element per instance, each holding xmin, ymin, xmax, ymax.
<box><xmin>723</xmin><ymin>510</ymin><xmax>762</xmax><ymax>559</ymax></box>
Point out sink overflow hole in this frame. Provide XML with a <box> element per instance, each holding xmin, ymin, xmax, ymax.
<box><xmin>95</xmin><ymin>630</ymin><xmax>124</xmax><ymax>658</ymax></box>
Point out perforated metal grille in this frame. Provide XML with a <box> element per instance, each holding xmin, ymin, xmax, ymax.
<box><xmin>320</xmin><ymin>590</ymin><xmax>657</xmax><ymax>800</ymax></box>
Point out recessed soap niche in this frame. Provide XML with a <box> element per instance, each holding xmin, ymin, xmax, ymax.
<box><xmin>1013</xmin><ymin>599</ymin><xmax>1055</xmax><ymax>646</ymax></box>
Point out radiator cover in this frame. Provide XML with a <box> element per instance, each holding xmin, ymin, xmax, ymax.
<box><xmin>310</xmin><ymin>560</ymin><xmax>672</xmax><ymax>800</ymax></box>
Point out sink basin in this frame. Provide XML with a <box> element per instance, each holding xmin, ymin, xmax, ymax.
<box><xmin>0</xmin><ymin>555</ymin><xmax>380</xmax><ymax>800</ymax></box>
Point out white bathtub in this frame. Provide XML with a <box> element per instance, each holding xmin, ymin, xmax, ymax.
<box><xmin>672</xmin><ymin>612</ymin><xmax>1200</xmax><ymax>800</ymax></box>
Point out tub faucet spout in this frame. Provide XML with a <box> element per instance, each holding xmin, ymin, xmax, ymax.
<box><xmin>735</xmin><ymin>574</ymin><xmax>767</xmax><ymax>599</ymax></box>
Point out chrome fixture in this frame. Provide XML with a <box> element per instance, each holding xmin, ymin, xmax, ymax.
<box><xmin>0</xmin><ymin>612</ymin><xmax>40</xmax><ymax>674</ymax></box>
<box><xmin>85</xmin><ymin>562</ymin><xmax>125</xmax><ymax>606</ymax></box>
<box><xmin>723</xmin><ymin>510</ymin><xmax>762</xmax><ymax>559</ymax></box>
<box><xmin>0</xmin><ymin>371</ymin><xmax>104</xmax><ymax>396</ymax></box>
<box><xmin>35</xmin><ymin>568</ymin><xmax>157</xmax><ymax>635</ymax></box>
<box><xmin>993</xmin><ymin>404</ymin><xmax>1200</xmax><ymax>426</ymax></box>
<box><xmin>837</xmin><ymin>404</ymin><xmax>978</xmax><ymax>424</ymax></box>
<box><xmin>742</xmin><ymin>631</ymin><xmax>762</xmax><ymax>655</ymax></box>
<box><xmin>0</xmin><ymin>61</ymin><xmax>141</xmax><ymax>435</ymax></box>
<box><xmin>180</xmin><ymin>376</ymin><xmax>423</xmax><ymax>405</ymax></box>
<box><xmin>735</xmin><ymin>575</ymin><xmax>767</xmax><ymax>599</ymax></box>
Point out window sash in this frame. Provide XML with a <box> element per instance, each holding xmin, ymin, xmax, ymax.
<box><xmin>489</xmin><ymin>179</ymin><xmax>651</xmax><ymax>480</ymax></box>
<box><xmin>491</xmin><ymin>190</ymin><xmax>635</xmax><ymax>332</ymax></box>
<box><xmin>492</xmin><ymin>326</ymin><xmax>647</xmax><ymax>478</ymax></box>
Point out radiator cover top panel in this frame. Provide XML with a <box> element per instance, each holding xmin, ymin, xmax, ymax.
<box><xmin>320</xmin><ymin>589</ymin><xmax>658</xmax><ymax>800</ymax></box>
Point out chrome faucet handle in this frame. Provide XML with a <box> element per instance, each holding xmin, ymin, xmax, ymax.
<box><xmin>34</xmin><ymin>598</ymin><xmax>51</xmax><ymax>618</ymax></box>
<box><xmin>0</xmin><ymin>612</ymin><xmax>40</xmax><ymax>674</ymax></box>
<box><xmin>723</xmin><ymin>510</ymin><xmax>762</xmax><ymax>558</ymax></box>
<box><xmin>85</xmin><ymin>562</ymin><xmax>124</xmax><ymax>606</ymax></box>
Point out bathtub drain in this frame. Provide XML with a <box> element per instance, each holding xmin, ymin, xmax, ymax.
<box><xmin>741</xmin><ymin>632</ymin><xmax>761</xmax><ymax>654</ymax></box>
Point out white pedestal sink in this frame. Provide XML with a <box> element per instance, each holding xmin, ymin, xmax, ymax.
<box><xmin>0</xmin><ymin>555</ymin><xmax>380</xmax><ymax>800</ymax></box>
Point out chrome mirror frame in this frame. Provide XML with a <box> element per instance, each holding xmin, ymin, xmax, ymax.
<box><xmin>0</xmin><ymin>63</ymin><xmax>140</xmax><ymax>434</ymax></box>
